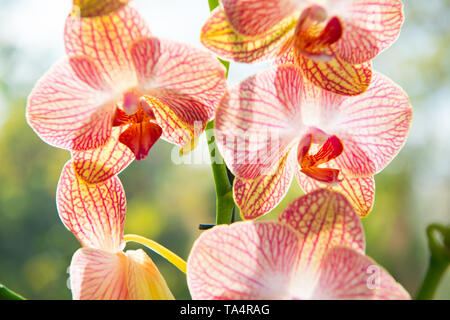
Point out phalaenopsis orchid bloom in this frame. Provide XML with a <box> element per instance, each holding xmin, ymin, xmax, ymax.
<box><xmin>187</xmin><ymin>189</ymin><xmax>410</xmax><ymax>300</ymax></box>
<box><xmin>201</xmin><ymin>0</ymin><xmax>404</xmax><ymax>95</ymax></box>
<box><xmin>26</xmin><ymin>5</ymin><xmax>227</xmax><ymax>184</ymax></box>
<box><xmin>215</xmin><ymin>64</ymin><xmax>412</xmax><ymax>219</ymax></box>
<box><xmin>72</xmin><ymin>0</ymin><xmax>131</xmax><ymax>17</ymax></box>
<box><xmin>57</xmin><ymin>161</ymin><xmax>184</xmax><ymax>300</ymax></box>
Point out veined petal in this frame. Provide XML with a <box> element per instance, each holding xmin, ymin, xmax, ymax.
<box><xmin>187</xmin><ymin>221</ymin><xmax>300</xmax><ymax>300</ymax></box>
<box><xmin>333</xmin><ymin>0</ymin><xmax>404</xmax><ymax>64</ymax></box>
<box><xmin>235</xmin><ymin>151</ymin><xmax>295</xmax><ymax>220</ymax></box>
<box><xmin>126</xmin><ymin>249</ymin><xmax>174</xmax><ymax>300</ymax></box>
<box><xmin>279</xmin><ymin>46</ymin><xmax>372</xmax><ymax>96</ymax></box>
<box><xmin>221</xmin><ymin>0</ymin><xmax>301</xmax><ymax>36</ymax></box>
<box><xmin>297</xmin><ymin>170</ymin><xmax>375</xmax><ymax>217</ymax></box>
<box><xmin>215</xmin><ymin>65</ymin><xmax>305</xmax><ymax>179</ymax></box>
<box><xmin>72</xmin><ymin>126</ymin><xmax>135</xmax><ymax>184</ymax></box>
<box><xmin>131</xmin><ymin>37</ymin><xmax>227</xmax><ymax>111</ymax></box>
<box><xmin>56</xmin><ymin>161</ymin><xmax>127</xmax><ymax>252</ymax></box>
<box><xmin>312</xmin><ymin>246</ymin><xmax>410</xmax><ymax>300</ymax></box>
<box><xmin>201</xmin><ymin>7</ymin><xmax>297</xmax><ymax>63</ymax></box>
<box><xmin>70</xmin><ymin>248</ymin><xmax>129</xmax><ymax>300</ymax></box>
<box><xmin>65</xmin><ymin>6</ymin><xmax>150</xmax><ymax>91</ymax></box>
<box><xmin>278</xmin><ymin>189</ymin><xmax>364</xmax><ymax>277</ymax></box>
<box><xmin>72</xmin><ymin>0</ymin><xmax>131</xmax><ymax>17</ymax></box>
<box><xmin>26</xmin><ymin>58</ymin><xmax>115</xmax><ymax>151</ymax></box>
<box><xmin>332</xmin><ymin>72</ymin><xmax>412</xmax><ymax>176</ymax></box>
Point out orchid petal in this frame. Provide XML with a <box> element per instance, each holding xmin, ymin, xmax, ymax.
<box><xmin>70</xmin><ymin>248</ymin><xmax>129</xmax><ymax>300</ymax></box>
<box><xmin>73</xmin><ymin>0</ymin><xmax>131</xmax><ymax>17</ymax></box>
<box><xmin>187</xmin><ymin>221</ymin><xmax>300</xmax><ymax>300</ymax></box>
<box><xmin>312</xmin><ymin>246</ymin><xmax>410</xmax><ymax>300</ymax></box>
<box><xmin>297</xmin><ymin>171</ymin><xmax>375</xmax><ymax>217</ymax></box>
<box><xmin>215</xmin><ymin>65</ymin><xmax>303</xmax><ymax>179</ymax></box>
<box><xmin>201</xmin><ymin>7</ymin><xmax>297</xmax><ymax>63</ymax></box>
<box><xmin>26</xmin><ymin>58</ymin><xmax>115</xmax><ymax>151</ymax></box>
<box><xmin>126</xmin><ymin>249</ymin><xmax>174</xmax><ymax>300</ymax></box>
<box><xmin>333</xmin><ymin>0</ymin><xmax>404</xmax><ymax>65</ymax></box>
<box><xmin>277</xmin><ymin>47</ymin><xmax>372</xmax><ymax>96</ymax></box>
<box><xmin>278</xmin><ymin>189</ymin><xmax>364</xmax><ymax>276</ymax></box>
<box><xmin>234</xmin><ymin>152</ymin><xmax>295</xmax><ymax>220</ymax></box>
<box><xmin>56</xmin><ymin>161</ymin><xmax>127</xmax><ymax>252</ymax></box>
<box><xmin>65</xmin><ymin>6</ymin><xmax>150</xmax><ymax>91</ymax></box>
<box><xmin>332</xmin><ymin>72</ymin><xmax>412</xmax><ymax>176</ymax></box>
<box><xmin>221</xmin><ymin>0</ymin><xmax>301</xmax><ymax>36</ymax></box>
<box><xmin>72</xmin><ymin>126</ymin><xmax>135</xmax><ymax>184</ymax></box>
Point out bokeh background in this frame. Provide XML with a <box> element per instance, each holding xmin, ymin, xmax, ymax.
<box><xmin>0</xmin><ymin>0</ymin><xmax>449</xmax><ymax>299</ymax></box>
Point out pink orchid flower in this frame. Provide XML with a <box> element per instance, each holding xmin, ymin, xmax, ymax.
<box><xmin>27</xmin><ymin>5</ymin><xmax>227</xmax><ymax>184</ymax></box>
<box><xmin>201</xmin><ymin>0</ymin><xmax>404</xmax><ymax>95</ymax></box>
<box><xmin>56</xmin><ymin>161</ymin><xmax>182</xmax><ymax>300</ymax></box>
<box><xmin>187</xmin><ymin>189</ymin><xmax>410</xmax><ymax>300</ymax></box>
<box><xmin>215</xmin><ymin>64</ymin><xmax>412</xmax><ymax>219</ymax></box>
<box><xmin>72</xmin><ymin>0</ymin><xmax>131</xmax><ymax>17</ymax></box>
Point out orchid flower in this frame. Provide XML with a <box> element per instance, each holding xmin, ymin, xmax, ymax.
<box><xmin>57</xmin><ymin>161</ymin><xmax>186</xmax><ymax>300</ymax></box>
<box><xmin>187</xmin><ymin>189</ymin><xmax>410</xmax><ymax>300</ymax></box>
<box><xmin>201</xmin><ymin>0</ymin><xmax>404</xmax><ymax>95</ymax></box>
<box><xmin>27</xmin><ymin>5</ymin><xmax>227</xmax><ymax>184</ymax></box>
<box><xmin>215</xmin><ymin>64</ymin><xmax>412</xmax><ymax>219</ymax></box>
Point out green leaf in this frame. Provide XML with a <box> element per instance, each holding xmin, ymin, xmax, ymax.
<box><xmin>0</xmin><ymin>284</ymin><xmax>26</xmax><ymax>300</ymax></box>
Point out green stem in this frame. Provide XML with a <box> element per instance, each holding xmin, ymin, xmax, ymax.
<box><xmin>415</xmin><ymin>224</ymin><xmax>450</xmax><ymax>300</ymax></box>
<box><xmin>206</xmin><ymin>0</ymin><xmax>234</xmax><ymax>225</ymax></box>
<box><xmin>0</xmin><ymin>284</ymin><xmax>25</xmax><ymax>300</ymax></box>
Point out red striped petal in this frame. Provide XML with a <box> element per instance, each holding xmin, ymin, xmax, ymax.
<box><xmin>126</xmin><ymin>249</ymin><xmax>174</xmax><ymax>300</ymax></box>
<box><xmin>72</xmin><ymin>0</ymin><xmax>131</xmax><ymax>17</ymax></box>
<box><xmin>331</xmin><ymin>72</ymin><xmax>412</xmax><ymax>176</ymax></box>
<box><xmin>70</xmin><ymin>248</ymin><xmax>129</xmax><ymax>300</ymax></box>
<box><xmin>65</xmin><ymin>6</ymin><xmax>151</xmax><ymax>91</ymax></box>
<box><xmin>297</xmin><ymin>170</ymin><xmax>375</xmax><ymax>217</ymax></box>
<box><xmin>56</xmin><ymin>161</ymin><xmax>127</xmax><ymax>252</ymax></box>
<box><xmin>72</xmin><ymin>126</ymin><xmax>135</xmax><ymax>184</ymax></box>
<box><xmin>313</xmin><ymin>246</ymin><xmax>410</xmax><ymax>300</ymax></box>
<box><xmin>221</xmin><ymin>0</ymin><xmax>301</xmax><ymax>36</ymax></box>
<box><xmin>234</xmin><ymin>152</ymin><xmax>295</xmax><ymax>220</ymax></box>
<box><xmin>187</xmin><ymin>222</ymin><xmax>301</xmax><ymax>300</ymax></box>
<box><xmin>27</xmin><ymin>58</ymin><xmax>115</xmax><ymax>151</ymax></box>
<box><xmin>278</xmin><ymin>189</ymin><xmax>364</xmax><ymax>277</ymax></box>
<box><xmin>333</xmin><ymin>0</ymin><xmax>404</xmax><ymax>64</ymax></box>
<box><xmin>201</xmin><ymin>7</ymin><xmax>297</xmax><ymax>63</ymax></box>
<box><xmin>215</xmin><ymin>65</ymin><xmax>303</xmax><ymax>179</ymax></box>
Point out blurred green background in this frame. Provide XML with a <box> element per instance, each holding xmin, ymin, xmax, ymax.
<box><xmin>0</xmin><ymin>0</ymin><xmax>449</xmax><ymax>299</ymax></box>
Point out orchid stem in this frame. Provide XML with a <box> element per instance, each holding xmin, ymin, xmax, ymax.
<box><xmin>124</xmin><ymin>234</ymin><xmax>187</xmax><ymax>274</ymax></box>
<box><xmin>206</xmin><ymin>0</ymin><xmax>235</xmax><ymax>226</ymax></box>
<box><xmin>415</xmin><ymin>224</ymin><xmax>450</xmax><ymax>300</ymax></box>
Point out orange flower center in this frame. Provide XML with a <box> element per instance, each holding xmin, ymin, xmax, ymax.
<box><xmin>297</xmin><ymin>132</ymin><xmax>344</xmax><ymax>183</ymax></box>
<box><xmin>113</xmin><ymin>89</ymin><xmax>162</xmax><ymax>161</ymax></box>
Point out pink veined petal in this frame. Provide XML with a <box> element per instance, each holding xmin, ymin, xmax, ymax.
<box><xmin>72</xmin><ymin>126</ymin><xmax>135</xmax><ymax>184</ymax></box>
<box><xmin>125</xmin><ymin>249</ymin><xmax>174</xmax><ymax>300</ymax></box>
<box><xmin>278</xmin><ymin>189</ymin><xmax>365</xmax><ymax>278</ymax></box>
<box><xmin>72</xmin><ymin>0</ymin><xmax>132</xmax><ymax>17</ymax></box>
<box><xmin>331</xmin><ymin>72</ymin><xmax>412</xmax><ymax>176</ymax></box>
<box><xmin>201</xmin><ymin>7</ymin><xmax>297</xmax><ymax>63</ymax></box>
<box><xmin>215</xmin><ymin>65</ymin><xmax>306</xmax><ymax>179</ymax></box>
<box><xmin>56</xmin><ymin>161</ymin><xmax>127</xmax><ymax>252</ymax></box>
<box><xmin>187</xmin><ymin>221</ymin><xmax>301</xmax><ymax>300</ymax></box>
<box><xmin>70</xmin><ymin>248</ymin><xmax>129</xmax><ymax>300</ymax></box>
<box><xmin>234</xmin><ymin>151</ymin><xmax>295</xmax><ymax>220</ymax></box>
<box><xmin>312</xmin><ymin>246</ymin><xmax>410</xmax><ymax>300</ymax></box>
<box><xmin>129</xmin><ymin>37</ymin><xmax>227</xmax><ymax>147</ymax></box>
<box><xmin>26</xmin><ymin>58</ymin><xmax>115</xmax><ymax>151</ymax></box>
<box><xmin>296</xmin><ymin>169</ymin><xmax>375</xmax><ymax>217</ymax></box>
<box><xmin>333</xmin><ymin>0</ymin><xmax>404</xmax><ymax>64</ymax></box>
<box><xmin>221</xmin><ymin>0</ymin><xmax>301</xmax><ymax>36</ymax></box>
<box><xmin>65</xmin><ymin>5</ymin><xmax>151</xmax><ymax>91</ymax></box>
